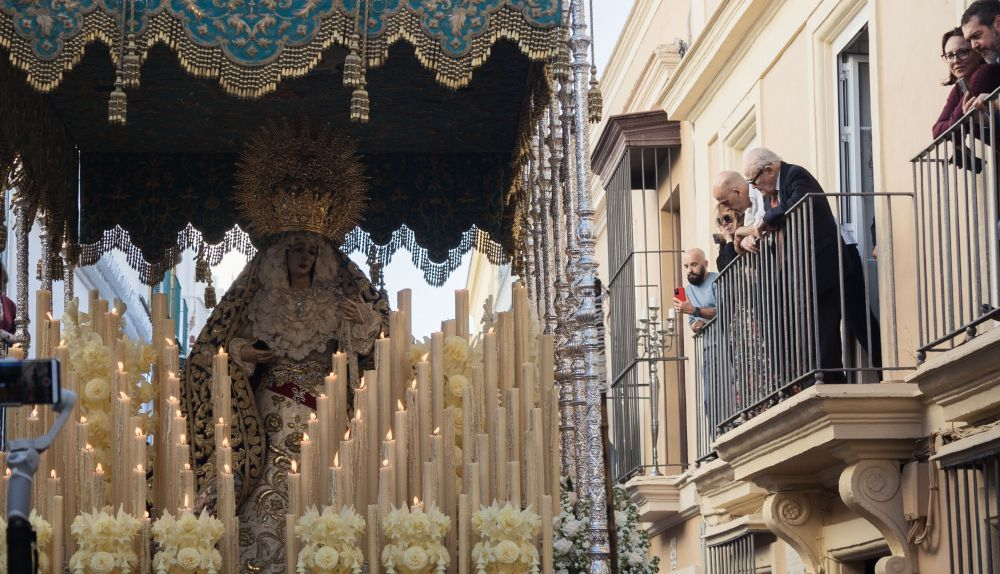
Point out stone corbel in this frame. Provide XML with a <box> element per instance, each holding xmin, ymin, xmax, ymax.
<box><xmin>838</xmin><ymin>460</ymin><xmax>915</xmax><ymax>574</ymax></box>
<box><xmin>763</xmin><ymin>492</ymin><xmax>826</xmax><ymax>574</ymax></box>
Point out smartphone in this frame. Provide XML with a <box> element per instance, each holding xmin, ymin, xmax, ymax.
<box><xmin>0</xmin><ymin>359</ymin><xmax>61</xmax><ymax>406</ymax></box>
<box><xmin>712</xmin><ymin>233</ymin><xmax>726</xmax><ymax>246</ymax></box>
<box><xmin>958</xmin><ymin>77</ymin><xmax>970</xmax><ymax>96</ymax></box>
<box><xmin>252</xmin><ymin>341</ymin><xmax>270</xmax><ymax>351</ymax></box>
<box><xmin>674</xmin><ymin>287</ymin><xmax>686</xmax><ymax>302</ymax></box>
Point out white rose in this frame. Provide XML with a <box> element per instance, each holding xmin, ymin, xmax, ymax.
<box><xmin>553</xmin><ymin>539</ymin><xmax>573</xmax><ymax>555</ymax></box>
<box><xmin>446</xmin><ymin>374</ymin><xmax>468</xmax><ymax>399</ymax></box>
<box><xmin>494</xmin><ymin>540</ymin><xmax>521</xmax><ymax>564</ymax></box>
<box><xmin>84</xmin><ymin>378</ymin><xmax>110</xmax><ymax>404</ymax></box>
<box><xmin>89</xmin><ymin>551</ymin><xmax>116</xmax><ymax>574</ymax></box>
<box><xmin>614</xmin><ymin>510</ymin><xmax>627</xmax><ymax>526</ymax></box>
<box><xmin>314</xmin><ymin>546</ymin><xmax>341</xmax><ymax>570</ymax></box>
<box><xmin>177</xmin><ymin>547</ymin><xmax>201</xmax><ymax>570</ymax></box>
<box><xmin>443</xmin><ymin>337</ymin><xmax>469</xmax><ymax>374</ymax></box>
<box><xmin>562</xmin><ymin>519</ymin><xmax>582</xmax><ymax>538</ymax></box>
<box><xmin>403</xmin><ymin>546</ymin><xmax>429</xmax><ymax>571</ymax></box>
<box><xmin>628</xmin><ymin>551</ymin><xmax>644</xmax><ymax>565</ymax></box>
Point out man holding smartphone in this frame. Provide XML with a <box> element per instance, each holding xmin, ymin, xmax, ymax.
<box><xmin>673</xmin><ymin>248</ymin><xmax>718</xmax><ymax>333</ymax></box>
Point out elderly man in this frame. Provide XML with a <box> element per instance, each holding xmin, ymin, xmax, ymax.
<box><xmin>742</xmin><ymin>147</ymin><xmax>881</xmax><ymax>378</ymax></box>
<box><xmin>673</xmin><ymin>248</ymin><xmax>717</xmax><ymax>333</ymax></box>
<box><xmin>712</xmin><ymin>171</ymin><xmax>765</xmax><ymax>254</ymax></box>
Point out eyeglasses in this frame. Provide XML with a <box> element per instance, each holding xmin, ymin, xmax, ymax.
<box><xmin>716</xmin><ymin>214</ymin><xmax>735</xmax><ymax>225</ymax></box>
<box><xmin>746</xmin><ymin>166</ymin><xmax>766</xmax><ymax>187</ymax></box>
<box><xmin>942</xmin><ymin>48</ymin><xmax>974</xmax><ymax>63</ymax></box>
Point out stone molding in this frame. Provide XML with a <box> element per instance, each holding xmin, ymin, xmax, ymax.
<box><xmin>838</xmin><ymin>460</ymin><xmax>915</xmax><ymax>574</ymax></box>
<box><xmin>762</xmin><ymin>491</ymin><xmax>828</xmax><ymax>574</ymax></box>
<box><xmin>909</xmin><ymin>327</ymin><xmax>1000</xmax><ymax>424</ymax></box>
<box><xmin>624</xmin><ymin>474</ymin><xmax>682</xmax><ymax>527</ymax></box>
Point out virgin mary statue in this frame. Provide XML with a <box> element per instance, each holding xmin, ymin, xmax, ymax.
<box><xmin>181</xmin><ymin>121</ymin><xmax>389</xmax><ymax>573</ymax></box>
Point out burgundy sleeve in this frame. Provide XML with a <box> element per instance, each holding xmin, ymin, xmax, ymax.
<box><xmin>933</xmin><ymin>86</ymin><xmax>962</xmax><ymax>139</ymax></box>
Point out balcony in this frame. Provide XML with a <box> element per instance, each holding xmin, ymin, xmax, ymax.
<box><xmin>907</xmin><ymin>90</ymin><xmax>1000</xmax><ymax>426</ymax></box>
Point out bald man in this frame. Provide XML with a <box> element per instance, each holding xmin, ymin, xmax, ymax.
<box><xmin>712</xmin><ymin>171</ymin><xmax>765</xmax><ymax>254</ymax></box>
<box><xmin>673</xmin><ymin>248</ymin><xmax>717</xmax><ymax>333</ymax></box>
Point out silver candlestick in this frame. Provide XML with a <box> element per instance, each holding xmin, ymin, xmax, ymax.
<box><xmin>636</xmin><ymin>305</ymin><xmax>676</xmax><ymax>477</ymax></box>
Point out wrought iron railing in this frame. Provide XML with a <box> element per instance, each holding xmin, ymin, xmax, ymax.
<box><xmin>705</xmin><ymin>531</ymin><xmax>766</xmax><ymax>574</ymax></box>
<box><xmin>695</xmin><ymin>193</ymin><xmax>909</xmax><ymax>460</ymax></box>
<box><xmin>940</xmin><ymin>449</ymin><xmax>1000</xmax><ymax>573</ymax></box>
<box><xmin>912</xmin><ymin>89</ymin><xmax>1000</xmax><ymax>360</ymax></box>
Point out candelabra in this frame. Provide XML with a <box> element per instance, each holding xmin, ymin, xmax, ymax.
<box><xmin>635</xmin><ymin>305</ymin><xmax>676</xmax><ymax>476</ymax></box>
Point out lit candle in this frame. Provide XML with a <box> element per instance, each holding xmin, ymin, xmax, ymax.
<box><xmin>47</xmin><ymin>468</ymin><xmax>60</xmax><ymax>496</ymax></box>
<box><xmin>93</xmin><ymin>463</ymin><xmax>105</xmax><ymax>511</ymax></box>
<box><xmin>218</xmin><ymin>438</ymin><xmax>232</xmax><ymax>474</ymax></box>
<box><xmin>411</xmin><ymin>496</ymin><xmax>423</xmax><ymax>513</ymax></box>
<box><xmin>364</xmin><ymin>373</ymin><xmax>378</xmax><ymax>508</ymax></box>
<box><xmin>114</xmin><ymin>391</ymin><xmax>132</xmax><ymax>512</ymax></box>
<box><xmin>180</xmin><ymin>463</ymin><xmax>195</xmax><ymax>515</ymax></box>
<box><xmin>288</xmin><ymin>460</ymin><xmax>302</xmax><ymax>517</ymax></box>
<box><xmin>378</xmin><ymin>458</ymin><xmax>392</xmax><ymax>518</ymax></box>
<box><xmin>507</xmin><ymin>461</ymin><xmax>520</xmax><ymax>509</ymax></box>
<box><xmin>79</xmin><ymin>445</ymin><xmax>95</xmax><ymax>513</ymax></box>
<box><xmin>218</xmin><ymin>465</ymin><xmax>238</xmax><ymax>574</ymax></box>
<box><xmin>416</xmin><ymin>361</ymin><xmax>431</xmax><ymax>472</ymax></box>
<box><xmin>50</xmin><ymin>494</ymin><xmax>63</xmax><ymax>574</ymax></box>
<box><xmin>316</xmin><ymin>393</ymin><xmax>331</xmax><ymax>502</ymax></box>
<box><xmin>393</xmin><ymin>404</ymin><xmax>408</xmax><ymax>506</ymax></box>
<box><xmin>133</xmin><ymin>427</ymin><xmax>146</xmax><ymax>475</ymax></box>
<box><xmin>377</xmin><ymin>335</ymin><xmax>392</xmax><ymax>441</ymax></box>
<box><xmin>215</xmin><ymin>417</ymin><xmax>228</xmax><ymax>470</ymax></box>
<box><xmin>306</xmin><ymin>414</ymin><xmax>320</xmax><ymax>507</ymax></box>
<box><xmin>331</xmin><ymin>452</ymin><xmax>344</xmax><ymax>512</ymax></box>
<box><xmin>133</xmin><ymin>464</ymin><xmax>146</xmax><ymax>518</ymax></box>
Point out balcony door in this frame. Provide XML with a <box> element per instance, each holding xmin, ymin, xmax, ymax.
<box><xmin>837</xmin><ymin>28</ymin><xmax>879</xmax><ymax>316</ymax></box>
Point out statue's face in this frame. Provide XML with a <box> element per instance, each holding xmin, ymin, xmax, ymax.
<box><xmin>286</xmin><ymin>240</ymin><xmax>319</xmax><ymax>280</ymax></box>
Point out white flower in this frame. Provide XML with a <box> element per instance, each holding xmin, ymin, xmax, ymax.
<box><xmin>176</xmin><ymin>547</ymin><xmax>201</xmax><ymax>570</ymax></box>
<box><xmin>314</xmin><ymin>546</ymin><xmax>341</xmax><ymax>570</ymax></box>
<box><xmin>627</xmin><ymin>550</ymin><xmax>644</xmax><ymax>565</ymax></box>
<box><xmin>402</xmin><ymin>546</ymin><xmax>429</xmax><ymax>571</ymax></box>
<box><xmin>614</xmin><ymin>510</ymin><xmax>627</xmax><ymax>526</ymax></box>
<box><xmin>446</xmin><ymin>374</ymin><xmax>468</xmax><ymax>399</ymax></box>
<box><xmin>553</xmin><ymin>539</ymin><xmax>573</xmax><ymax>555</ymax></box>
<box><xmin>494</xmin><ymin>540</ymin><xmax>521</xmax><ymax>564</ymax></box>
<box><xmin>443</xmin><ymin>336</ymin><xmax>469</xmax><ymax>374</ymax></box>
<box><xmin>83</xmin><ymin>378</ymin><xmax>110</xmax><ymax>404</ymax></box>
<box><xmin>561</xmin><ymin>519</ymin><xmax>582</xmax><ymax>538</ymax></box>
<box><xmin>89</xmin><ymin>551</ymin><xmax>116</xmax><ymax>574</ymax></box>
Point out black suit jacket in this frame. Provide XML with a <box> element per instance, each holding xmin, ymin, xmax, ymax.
<box><xmin>762</xmin><ymin>162</ymin><xmax>844</xmax><ymax>291</ymax></box>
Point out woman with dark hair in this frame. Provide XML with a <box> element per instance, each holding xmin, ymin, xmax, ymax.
<box><xmin>933</xmin><ymin>27</ymin><xmax>1000</xmax><ymax>138</ymax></box>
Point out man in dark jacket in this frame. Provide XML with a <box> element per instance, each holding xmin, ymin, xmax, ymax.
<box><xmin>743</xmin><ymin>148</ymin><xmax>881</xmax><ymax>380</ymax></box>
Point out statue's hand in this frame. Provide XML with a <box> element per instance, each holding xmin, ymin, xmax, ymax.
<box><xmin>240</xmin><ymin>345</ymin><xmax>274</xmax><ymax>365</ymax></box>
<box><xmin>338</xmin><ymin>297</ymin><xmax>369</xmax><ymax>324</ymax></box>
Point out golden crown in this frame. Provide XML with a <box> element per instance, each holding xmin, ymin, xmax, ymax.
<box><xmin>233</xmin><ymin>120</ymin><xmax>368</xmax><ymax>243</ymax></box>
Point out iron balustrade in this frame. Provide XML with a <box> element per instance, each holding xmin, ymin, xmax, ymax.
<box><xmin>705</xmin><ymin>532</ymin><xmax>769</xmax><ymax>574</ymax></box>
<box><xmin>694</xmin><ymin>193</ymin><xmax>910</xmax><ymax>460</ymax></box>
<box><xmin>912</xmin><ymin>88</ymin><xmax>1000</xmax><ymax>360</ymax></box>
<box><xmin>941</xmin><ymin>449</ymin><xmax>1000</xmax><ymax>574</ymax></box>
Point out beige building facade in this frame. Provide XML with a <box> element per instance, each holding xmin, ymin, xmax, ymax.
<box><xmin>590</xmin><ymin>1</ymin><xmax>1000</xmax><ymax>573</ymax></box>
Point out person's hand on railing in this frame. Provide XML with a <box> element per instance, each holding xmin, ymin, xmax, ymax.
<box><xmin>962</xmin><ymin>91</ymin><xmax>996</xmax><ymax>119</ymax></box>
<box><xmin>691</xmin><ymin>319</ymin><xmax>707</xmax><ymax>333</ymax></box>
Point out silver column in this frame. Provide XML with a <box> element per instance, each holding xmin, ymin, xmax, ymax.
<box><xmin>568</xmin><ymin>0</ymin><xmax>610</xmax><ymax>572</ymax></box>
<box><xmin>13</xmin><ymin>196</ymin><xmax>30</xmax><ymax>352</ymax></box>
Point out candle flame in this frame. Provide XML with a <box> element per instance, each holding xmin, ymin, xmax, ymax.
<box><xmin>413</xmin><ymin>496</ymin><xmax>419</xmax><ymax>506</ymax></box>
<box><xmin>219</xmin><ymin>417</ymin><xmax>224</xmax><ymax>425</ymax></box>
<box><xmin>184</xmin><ymin>463</ymin><xmax>191</xmax><ymax>470</ymax></box>
<box><xmin>379</xmin><ymin>331</ymin><xmax>385</xmax><ymax>339</ymax></box>
<box><xmin>179</xmin><ymin>434</ymin><xmax>187</xmax><ymax>444</ymax></box>
<box><xmin>303</xmin><ymin>433</ymin><xmax>310</xmax><ymax>442</ymax></box>
<box><xmin>168</xmin><ymin>395</ymin><xmax>177</xmax><ymax>402</ymax></box>
<box><xmin>135</xmin><ymin>428</ymin><xmax>142</xmax><ymax>437</ymax></box>
<box><xmin>218</xmin><ymin>347</ymin><xmax>224</xmax><ymax>355</ymax></box>
<box><xmin>397</xmin><ymin>399</ymin><xmax>404</xmax><ymax>412</ymax></box>
<box><xmin>344</xmin><ymin>428</ymin><xmax>351</xmax><ymax>440</ymax></box>
<box><xmin>382</xmin><ymin>459</ymin><xmax>389</xmax><ymax>467</ymax></box>
<box><xmin>310</xmin><ymin>412</ymin><xmax>317</xmax><ymax>421</ymax></box>
<box><xmin>411</xmin><ymin>379</ymin><xmax>417</xmax><ymax>390</ymax></box>
<box><xmin>291</xmin><ymin>460</ymin><xmax>298</xmax><ymax>473</ymax></box>
<box><xmin>488</xmin><ymin>328</ymin><xmax>494</xmax><ymax>334</ymax></box>
<box><xmin>96</xmin><ymin>463</ymin><xmax>104</xmax><ymax>472</ymax></box>
<box><xmin>223</xmin><ymin>464</ymin><xmax>231</xmax><ymax>474</ymax></box>
<box><xmin>433</xmin><ymin>427</ymin><xmax>440</xmax><ymax>435</ymax></box>
<box><xmin>84</xmin><ymin>443</ymin><xmax>93</xmax><ymax>451</ymax></box>
<box><xmin>176</xmin><ymin>410</ymin><xmax>183</xmax><ymax>418</ymax></box>
<box><xmin>386</xmin><ymin>429</ymin><xmax>393</xmax><ymax>441</ymax></box>
<box><xmin>222</xmin><ymin>438</ymin><xmax>230</xmax><ymax>448</ymax></box>
<box><xmin>80</xmin><ymin>416</ymin><xmax>87</xmax><ymax>424</ymax></box>
<box><xmin>4</xmin><ymin>469</ymin><xmax>9</xmax><ymax>477</ymax></box>
<box><xmin>136</xmin><ymin>464</ymin><xmax>144</xmax><ymax>472</ymax></box>
<box><xmin>421</xmin><ymin>353</ymin><xmax>429</xmax><ymax>361</ymax></box>
<box><xmin>117</xmin><ymin>361</ymin><xmax>124</xmax><ymax>372</ymax></box>
<box><xmin>46</xmin><ymin>312</ymin><xmax>53</xmax><ymax>321</ymax></box>
<box><xmin>145</xmin><ymin>510</ymin><xmax>150</xmax><ymax>519</ymax></box>
<box><xmin>183</xmin><ymin>494</ymin><xmax>190</xmax><ymax>508</ymax></box>
<box><xmin>119</xmin><ymin>392</ymin><xmax>128</xmax><ymax>400</ymax></box>
<box><xmin>333</xmin><ymin>452</ymin><xmax>340</xmax><ymax>467</ymax></box>
<box><xmin>59</xmin><ymin>339</ymin><xmax>66</xmax><ymax>346</ymax></box>
<box><xmin>50</xmin><ymin>469</ymin><xmax>57</xmax><ymax>479</ymax></box>
<box><xmin>29</xmin><ymin>407</ymin><xmax>38</xmax><ymax>419</ymax></box>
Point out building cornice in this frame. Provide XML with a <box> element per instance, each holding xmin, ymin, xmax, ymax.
<box><xmin>659</xmin><ymin>0</ymin><xmax>777</xmax><ymax>121</ymax></box>
<box><xmin>591</xmin><ymin>111</ymin><xmax>681</xmax><ymax>183</ymax></box>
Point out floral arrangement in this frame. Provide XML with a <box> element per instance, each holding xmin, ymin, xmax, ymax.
<box><xmin>552</xmin><ymin>478</ymin><xmax>588</xmax><ymax>574</ymax></box>
<box><xmin>381</xmin><ymin>505</ymin><xmax>450</xmax><ymax>574</ymax></box>
<box><xmin>612</xmin><ymin>486</ymin><xmax>658</xmax><ymax>574</ymax></box>
<box><xmin>63</xmin><ymin>301</ymin><xmax>157</xmax><ymax>487</ymax></box>
<box><xmin>150</xmin><ymin>510</ymin><xmax>223</xmax><ymax>574</ymax></box>
<box><xmin>0</xmin><ymin>510</ymin><xmax>52</xmax><ymax>573</ymax></box>
<box><xmin>294</xmin><ymin>505</ymin><xmax>366</xmax><ymax>574</ymax></box>
<box><xmin>69</xmin><ymin>506</ymin><xmax>143</xmax><ymax>574</ymax></box>
<box><xmin>471</xmin><ymin>502</ymin><xmax>541</xmax><ymax>574</ymax></box>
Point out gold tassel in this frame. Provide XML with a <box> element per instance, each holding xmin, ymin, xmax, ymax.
<box><xmin>350</xmin><ymin>80</ymin><xmax>369</xmax><ymax>123</ymax></box>
<box><xmin>552</xmin><ymin>42</ymin><xmax>571</xmax><ymax>83</ymax></box>
<box><xmin>108</xmin><ymin>78</ymin><xmax>127</xmax><ymax>125</ymax></box>
<box><xmin>204</xmin><ymin>283</ymin><xmax>217</xmax><ymax>309</ymax></box>
<box><xmin>587</xmin><ymin>66</ymin><xmax>602</xmax><ymax>124</ymax></box>
<box><xmin>195</xmin><ymin>247</ymin><xmax>210</xmax><ymax>283</ymax></box>
<box><xmin>123</xmin><ymin>35</ymin><xmax>140</xmax><ymax>88</ymax></box>
<box><xmin>50</xmin><ymin>254</ymin><xmax>64</xmax><ymax>282</ymax></box>
<box><xmin>343</xmin><ymin>33</ymin><xmax>363</xmax><ymax>88</ymax></box>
